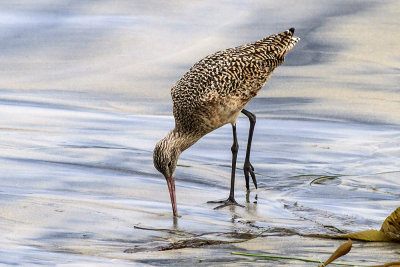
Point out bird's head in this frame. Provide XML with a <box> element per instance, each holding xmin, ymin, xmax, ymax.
<box><xmin>153</xmin><ymin>133</ymin><xmax>181</xmax><ymax>216</ymax></box>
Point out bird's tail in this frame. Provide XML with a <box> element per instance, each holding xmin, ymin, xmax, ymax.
<box><xmin>284</xmin><ymin>28</ymin><xmax>300</xmax><ymax>55</ymax></box>
<box><xmin>262</xmin><ymin>28</ymin><xmax>300</xmax><ymax>57</ymax></box>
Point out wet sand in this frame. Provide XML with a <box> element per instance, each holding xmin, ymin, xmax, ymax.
<box><xmin>1</xmin><ymin>0</ymin><xmax>400</xmax><ymax>266</ymax></box>
<box><xmin>1</xmin><ymin>91</ymin><xmax>399</xmax><ymax>265</ymax></box>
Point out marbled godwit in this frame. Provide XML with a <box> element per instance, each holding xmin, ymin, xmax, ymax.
<box><xmin>154</xmin><ymin>28</ymin><xmax>299</xmax><ymax>216</ymax></box>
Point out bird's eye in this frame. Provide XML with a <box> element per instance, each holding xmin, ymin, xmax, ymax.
<box><xmin>168</xmin><ymin>161</ymin><xmax>172</xmax><ymax>167</ymax></box>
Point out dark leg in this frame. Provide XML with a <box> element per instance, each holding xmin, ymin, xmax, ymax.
<box><xmin>207</xmin><ymin>124</ymin><xmax>244</xmax><ymax>208</ymax></box>
<box><xmin>241</xmin><ymin>109</ymin><xmax>257</xmax><ymax>190</ymax></box>
<box><xmin>228</xmin><ymin>123</ymin><xmax>239</xmax><ymax>201</ymax></box>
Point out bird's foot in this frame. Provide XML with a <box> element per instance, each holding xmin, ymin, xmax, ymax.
<box><xmin>244</xmin><ymin>161</ymin><xmax>257</xmax><ymax>190</ymax></box>
<box><xmin>207</xmin><ymin>197</ymin><xmax>244</xmax><ymax>210</ymax></box>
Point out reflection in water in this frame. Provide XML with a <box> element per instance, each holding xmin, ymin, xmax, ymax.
<box><xmin>1</xmin><ymin>94</ymin><xmax>399</xmax><ymax>265</ymax></box>
<box><xmin>173</xmin><ymin>216</ymin><xmax>178</xmax><ymax>230</ymax></box>
<box><xmin>0</xmin><ymin>0</ymin><xmax>399</xmax><ymax>266</ymax></box>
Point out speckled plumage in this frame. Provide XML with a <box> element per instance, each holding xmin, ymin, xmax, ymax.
<box><xmin>171</xmin><ymin>29</ymin><xmax>299</xmax><ymax>137</ymax></box>
<box><xmin>153</xmin><ymin>28</ymin><xmax>299</xmax><ymax>216</ymax></box>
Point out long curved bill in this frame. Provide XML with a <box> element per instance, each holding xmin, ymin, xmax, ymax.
<box><xmin>166</xmin><ymin>176</ymin><xmax>177</xmax><ymax>216</ymax></box>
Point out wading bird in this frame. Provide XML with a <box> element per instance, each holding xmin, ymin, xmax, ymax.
<box><xmin>154</xmin><ymin>28</ymin><xmax>299</xmax><ymax>216</ymax></box>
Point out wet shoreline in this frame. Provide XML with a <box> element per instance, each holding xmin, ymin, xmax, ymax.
<box><xmin>1</xmin><ymin>94</ymin><xmax>399</xmax><ymax>265</ymax></box>
<box><xmin>1</xmin><ymin>0</ymin><xmax>400</xmax><ymax>265</ymax></box>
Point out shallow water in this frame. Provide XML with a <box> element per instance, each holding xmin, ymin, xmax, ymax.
<box><xmin>1</xmin><ymin>1</ymin><xmax>400</xmax><ymax>266</ymax></box>
<box><xmin>1</xmin><ymin>90</ymin><xmax>400</xmax><ymax>266</ymax></box>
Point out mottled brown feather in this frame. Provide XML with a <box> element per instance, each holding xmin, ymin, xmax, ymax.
<box><xmin>171</xmin><ymin>29</ymin><xmax>299</xmax><ymax>137</ymax></box>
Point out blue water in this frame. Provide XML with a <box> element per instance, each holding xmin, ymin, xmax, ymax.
<box><xmin>0</xmin><ymin>1</ymin><xmax>400</xmax><ymax>266</ymax></box>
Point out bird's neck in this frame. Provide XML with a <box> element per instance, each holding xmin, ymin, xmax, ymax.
<box><xmin>167</xmin><ymin>129</ymin><xmax>201</xmax><ymax>153</ymax></box>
